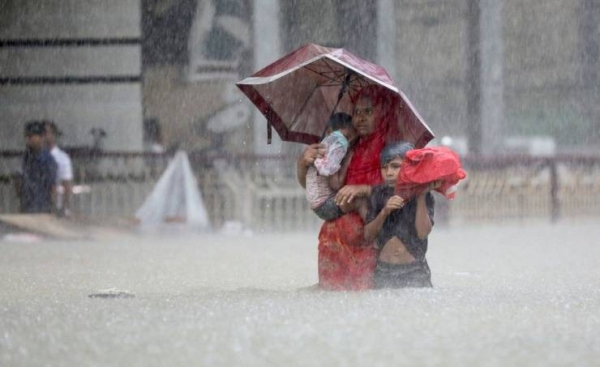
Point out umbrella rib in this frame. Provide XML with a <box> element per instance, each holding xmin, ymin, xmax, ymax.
<box><xmin>350</xmin><ymin>73</ymin><xmax>368</xmax><ymax>87</ymax></box>
<box><xmin>306</xmin><ymin>65</ymin><xmax>345</xmax><ymax>77</ymax></box>
<box><xmin>303</xmin><ymin>58</ymin><xmax>347</xmax><ymax>86</ymax></box>
<box><xmin>319</xmin><ymin>63</ymin><xmax>369</xmax><ymax>91</ymax></box>
<box><xmin>289</xmin><ymin>83</ymin><xmax>320</xmax><ymax>130</ymax></box>
<box><xmin>321</xmin><ymin>58</ymin><xmax>347</xmax><ymax>84</ymax></box>
<box><xmin>303</xmin><ymin>66</ymin><xmax>345</xmax><ymax>86</ymax></box>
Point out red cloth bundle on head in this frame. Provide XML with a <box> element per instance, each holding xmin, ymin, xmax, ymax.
<box><xmin>395</xmin><ymin>146</ymin><xmax>467</xmax><ymax>200</ymax></box>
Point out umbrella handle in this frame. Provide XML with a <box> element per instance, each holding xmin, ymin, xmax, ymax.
<box><xmin>331</xmin><ymin>70</ymin><xmax>354</xmax><ymax>115</ymax></box>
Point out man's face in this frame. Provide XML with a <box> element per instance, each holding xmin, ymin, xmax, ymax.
<box><xmin>352</xmin><ymin>96</ymin><xmax>377</xmax><ymax>137</ymax></box>
<box><xmin>381</xmin><ymin>157</ymin><xmax>403</xmax><ymax>187</ymax></box>
<box><xmin>45</xmin><ymin>125</ymin><xmax>56</xmax><ymax>146</ymax></box>
<box><xmin>25</xmin><ymin>134</ymin><xmax>44</xmax><ymax>151</ymax></box>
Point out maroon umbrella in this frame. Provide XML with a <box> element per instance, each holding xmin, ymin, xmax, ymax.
<box><xmin>236</xmin><ymin>43</ymin><xmax>434</xmax><ymax>147</ymax></box>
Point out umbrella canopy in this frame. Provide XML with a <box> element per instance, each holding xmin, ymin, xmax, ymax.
<box><xmin>236</xmin><ymin>43</ymin><xmax>434</xmax><ymax>147</ymax></box>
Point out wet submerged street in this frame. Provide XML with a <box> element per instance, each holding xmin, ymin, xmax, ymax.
<box><xmin>1</xmin><ymin>221</ymin><xmax>600</xmax><ymax>367</ymax></box>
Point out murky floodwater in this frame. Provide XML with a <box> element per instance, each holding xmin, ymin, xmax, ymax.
<box><xmin>1</xmin><ymin>220</ymin><xmax>600</xmax><ymax>367</ymax></box>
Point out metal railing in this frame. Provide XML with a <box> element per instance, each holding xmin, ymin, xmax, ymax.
<box><xmin>449</xmin><ymin>155</ymin><xmax>600</xmax><ymax>224</ymax></box>
<box><xmin>2</xmin><ymin>151</ymin><xmax>599</xmax><ymax>231</ymax></box>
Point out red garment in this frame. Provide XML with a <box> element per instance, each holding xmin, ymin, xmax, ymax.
<box><xmin>345</xmin><ymin>85</ymin><xmax>399</xmax><ymax>186</ymax></box>
<box><xmin>318</xmin><ymin>212</ymin><xmax>376</xmax><ymax>290</ymax></box>
<box><xmin>395</xmin><ymin>146</ymin><xmax>467</xmax><ymax>200</ymax></box>
<box><xmin>317</xmin><ymin>86</ymin><xmax>397</xmax><ymax>291</ymax></box>
<box><xmin>344</xmin><ymin>129</ymin><xmax>386</xmax><ymax>186</ymax></box>
<box><xmin>317</xmin><ymin>137</ymin><xmax>381</xmax><ymax>290</ymax></box>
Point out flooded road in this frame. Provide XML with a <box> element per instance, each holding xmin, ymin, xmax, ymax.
<box><xmin>2</xmin><ymin>221</ymin><xmax>600</xmax><ymax>366</ymax></box>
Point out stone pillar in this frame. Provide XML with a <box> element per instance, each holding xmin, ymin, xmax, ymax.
<box><xmin>0</xmin><ymin>0</ymin><xmax>142</xmax><ymax>152</ymax></box>
<box><xmin>466</xmin><ymin>0</ymin><xmax>482</xmax><ymax>155</ymax></box>
<box><xmin>580</xmin><ymin>0</ymin><xmax>600</xmax><ymax>145</ymax></box>
<box><xmin>466</xmin><ymin>0</ymin><xmax>505</xmax><ymax>156</ymax></box>
<box><xmin>376</xmin><ymin>0</ymin><xmax>397</xmax><ymax>82</ymax></box>
<box><xmin>479</xmin><ymin>0</ymin><xmax>505</xmax><ymax>155</ymax></box>
<box><xmin>252</xmin><ymin>0</ymin><xmax>283</xmax><ymax>155</ymax></box>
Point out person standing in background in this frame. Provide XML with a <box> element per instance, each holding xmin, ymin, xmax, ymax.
<box><xmin>16</xmin><ymin>121</ymin><xmax>57</xmax><ymax>214</ymax></box>
<box><xmin>43</xmin><ymin>121</ymin><xmax>74</xmax><ymax>217</ymax></box>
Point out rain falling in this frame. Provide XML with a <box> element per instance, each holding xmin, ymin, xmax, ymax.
<box><xmin>1</xmin><ymin>0</ymin><xmax>599</xmax><ymax>366</ymax></box>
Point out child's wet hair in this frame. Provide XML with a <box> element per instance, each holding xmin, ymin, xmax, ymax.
<box><xmin>327</xmin><ymin>112</ymin><xmax>353</xmax><ymax>131</ymax></box>
<box><xmin>380</xmin><ymin>141</ymin><xmax>414</xmax><ymax>165</ymax></box>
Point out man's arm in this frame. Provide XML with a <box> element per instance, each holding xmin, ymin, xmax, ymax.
<box><xmin>61</xmin><ymin>154</ymin><xmax>74</xmax><ymax>216</ymax></box>
<box><xmin>13</xmin><ymin>172</ymin><xmax>23</xmax><ymax>199</ymax></box>
<box><xmin>61</xmin><ymin>180</ymin><xmax>73</xmax><ymax>216</ymax></box>
<box><xmin>51</xmin><ymin>184</ymin><xmax>58</xmax><ymax>213</ymax></box>
<box><xmin>47</xmin><ymin>155</ymin><xmax>58</xmax><ymax>214</ymax></box>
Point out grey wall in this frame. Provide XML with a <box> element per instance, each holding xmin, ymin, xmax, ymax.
<box><xmin>0</xmin><ymin>0</ymin><xmax>142</xmax><ymax>151</ymax></box>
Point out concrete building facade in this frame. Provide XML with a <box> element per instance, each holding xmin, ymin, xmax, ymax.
<box><xmin>1</xmin><ymin>0</ymin><xmax>598</xmax><ymax>155</ymax></box>
<box><xmin>0</xmin><ymin>0</ymin><xmax>143</xmax><ymax>152</ymax></box>
<box><xmin>141</xmin><ymin>0</ymin><xmax>600</xmax><ymax>156</ymax></box>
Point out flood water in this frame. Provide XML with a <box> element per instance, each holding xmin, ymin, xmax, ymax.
<box><xmin>2</xmin><ymin>220</ymin><xmax>600</xmax><ymax>367</ymax></box>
